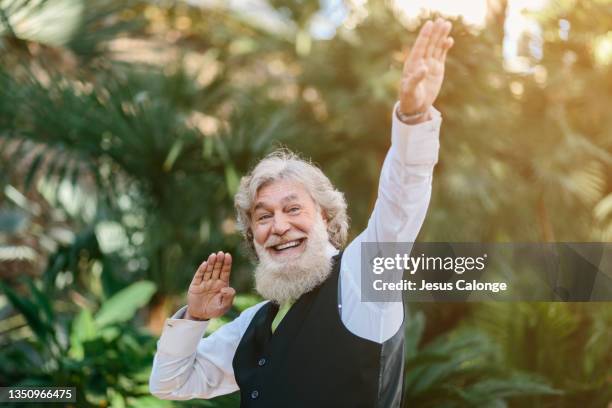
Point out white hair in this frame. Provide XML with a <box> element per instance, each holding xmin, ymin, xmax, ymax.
<box><xmin>234</xmin><ymin>148</ymin><xmax>349</xmax><ymax>253</ymax></box>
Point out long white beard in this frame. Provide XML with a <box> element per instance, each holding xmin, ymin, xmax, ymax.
<box><xmin>253</xmin><ymin>215</ymin><xmax>333</xmax><ymax>304</ymax></box>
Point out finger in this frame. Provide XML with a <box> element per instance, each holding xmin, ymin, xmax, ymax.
<box><xmin>427</xmin><ymin>18</ymin><xmax>447</xmax><ymax>58</ymax></box>
<box><xmin>407</xmin><ymin>20</ymin><xmax>433</xmax><ymax>63</ymax></box>
<box><xmin>434</xmin><ymin>21</ymin><xmax>452</xmax><ymax>60</ymax></box>
<box><xmin>202</xmin><ymin>253</ymin><xmax>216</xmax><ymax>282</ymax></box>
<box><xmin>220</xmin><ymin>287</ymin><xmax>236</xmax><ymax>309</ymax></box>
<box><xmin>425</xmin><ymin>18</ymin><xmax>444</xmax><ymax>58</ymax></box>
<box><xmin>441</xmin><ymin>37</ymin><xmax>454</xmax><ymax>62</ymax></box>
<box><xmin>191</xmin><ymin>260</ymin><xmax>207</xmax><ymax>285</ymax></box>
<box><xmin>211</xmin><ymin>251</ymin><xmax>225</xmax><ymax>280</ymax></box>
<box><xmin>220</xmin><ymin>252</ymin><xmax>232</xmax><ymax>283</ymax></box>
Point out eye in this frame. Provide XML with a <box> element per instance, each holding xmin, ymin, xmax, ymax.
<box><xmin>257</xmin><ymin>213</ymin><xmax>272</xmax><ymax>221</ymax></box>
<box><xmin>288</xmin><ymin>206</ymin><xmax>300</xmax><ymax>213</ymax></box>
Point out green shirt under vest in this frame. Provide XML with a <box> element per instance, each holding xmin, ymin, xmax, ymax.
<box><xmin>271</xmin><ymin>302</ymin><xmax>293</xmax><ymax>333</ymax></box>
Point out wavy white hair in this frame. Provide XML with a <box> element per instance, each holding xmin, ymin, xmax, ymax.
<box><xmin>234</xmin><ymin>148</ymin><xmax>349</xmax><ymax>253</ymax></box>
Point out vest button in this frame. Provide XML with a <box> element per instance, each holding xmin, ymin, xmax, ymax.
<box><xmin>258</xmin><ymin>358</ymin><xmax>267</xmax><ymax>366</ymax></box>
<box><xmin>250</xmin><ymin>390</ymin><xmax>259</xmax><ymax>399</ymax></box>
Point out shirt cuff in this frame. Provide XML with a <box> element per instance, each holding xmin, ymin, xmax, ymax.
<box><xmin>156</xmin><ymin>305</ymin><xmax>209</xmax><ymax>358</ymax></box>
<box><xmin>391</xmin><ymin>101</ymin><xmax>441</xmax><ymax>166</ymax></box>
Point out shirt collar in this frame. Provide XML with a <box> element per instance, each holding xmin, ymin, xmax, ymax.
<box><xmin>326</xmin><ymin>241</ymin><xmax>340</xmax><ymax>258</ymax></box>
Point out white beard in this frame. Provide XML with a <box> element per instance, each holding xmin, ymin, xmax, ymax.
<box><xmin>253</xmin><ymin>215</ymin><xmax>333</xmax><ymax>304</ymax></box>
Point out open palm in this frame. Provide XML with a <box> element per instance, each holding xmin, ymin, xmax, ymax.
<box><xmin>187</xmin><ymin>251</ymin><xmax>235</xmax><ymax>320</ymax></box>
<box><xmin>399</xmin><ymin>18</ymin><xmax>454</xmax><ymax>116</ymax></box>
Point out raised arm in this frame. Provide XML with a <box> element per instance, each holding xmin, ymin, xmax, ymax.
<box><xmin>366</xmin><ymin>18</ymin><xmax>453</xmax><ymax>243</ymax></box>
<box><xmin>339</xmin><ymin>19</ymin><xmax>454</xmax><ymax>343</ymax></box>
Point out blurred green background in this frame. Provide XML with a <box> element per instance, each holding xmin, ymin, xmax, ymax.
<box><xmin>0</xmin><ymin>0</ymin><xmax>610</xmax><ymax>406</ymax></box>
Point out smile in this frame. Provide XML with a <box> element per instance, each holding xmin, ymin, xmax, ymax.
<box><xmin>270</xmin><ymin>238</ymin><xmax>306</xmax><ymax>253</ymax></box>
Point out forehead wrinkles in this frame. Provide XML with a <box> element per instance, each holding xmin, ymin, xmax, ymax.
<box><xmin>252</xmin><ymin>177</ymin><xmax>314</xmax><ymax>210</ymax></box>
<box><xmin>253</xmin><ymin>193</ymin><xmax>301</xmax><ymax>212</ymax></box>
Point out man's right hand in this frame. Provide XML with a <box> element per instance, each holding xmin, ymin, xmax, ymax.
<box><xmin>398</xmin><ymin>18</ymin><xmax>453</xmax><ymax>123</ymax></box>
<box><xmin>186</xmin><ymin>251</ymin><xmax>236</xmax><ymax>321</ymax></box>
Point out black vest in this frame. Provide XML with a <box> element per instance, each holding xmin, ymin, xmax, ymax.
<box><xmin>232</xmin><ymin>252</ymin><xmax>405</xmax><ymax>407</ymax></box>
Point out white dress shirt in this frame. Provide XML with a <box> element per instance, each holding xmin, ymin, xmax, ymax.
<box><xmin>149</xmin><ymin>101</ymin><xmax>442</xmax><ymax>400</ymax></box>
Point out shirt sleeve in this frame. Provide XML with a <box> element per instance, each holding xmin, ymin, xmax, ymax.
<box><xmin>149</xmin><ymin>301</ymin><xmax>268</xmax><ymax>400</ymax></box>
<box><xmin>339</xmin><ymin>101</ymin><xmax>441</xmax><ymax>343</ymax></box>
<box><xmin>367</xmin><ymin>101</ymin><xmax>441</xmax><ymax>243</ymax></box>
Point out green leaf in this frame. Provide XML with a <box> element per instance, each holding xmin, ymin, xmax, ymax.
<box><xmin>224</xmin><ymin>164</ymin><xmax>239</xmax><ymax>196</ymax></box>
<box><xmin>26</xmin><ymin>279</ymin><xmax>54</xmax><ymax>324</ymax></box>
<box><xmin>163</xmin><ymin>139</ymin><xmax>184</xmax><ymax>172</ymax></box>
<box><xmin>69</xmin><ymin>309</ymin><xmax>97</xmax><ymax>360</ymax></box>
<box><xmin>232</xmin><ymin>294</ymin><xmax>261</xmax><ymax>312</ymax></box>
<box><xmin>126</xmin><ymin>396</ymin><xmax>173</xmax><ymax>408</ymax></box>
<box><xmin>94</xmin><ymin>281</ymin><xmax>156</xmax><ymax>327</ymax></box>
<box><xmin>108</xmin><ymin>388</ymin><xmax>126</xmax><ymax>408</ymax></box>
<box><xmin>405</xmin><ymin>310</ymin><xmax>425</xmax><ymax>359</ymax></box>
<box><xmin>0</xmin><ymin>280</ymin><xmax>51</xmax><ymax>345</ymax></box>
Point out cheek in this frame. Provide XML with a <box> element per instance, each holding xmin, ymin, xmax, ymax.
<box><xmin>252</xmin><ymin>224</ymin><xmax>269</xmax><ymax>244</ymax></box>
<box><xmin>296</xmin><ymin>214</ymin><xmax>317</xmax><ymax>233</ymax></box>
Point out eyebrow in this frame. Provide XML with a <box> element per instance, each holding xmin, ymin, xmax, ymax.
<box><xmin>253</xmin><ymin>193</ymin><xmax>300</xmax><ymax>212</ymax></box>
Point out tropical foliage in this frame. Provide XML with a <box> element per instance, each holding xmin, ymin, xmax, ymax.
<box><xmin>1</xmin><ymin>0</ymin><xmax>610</xmax><ymax>406</ymax></box>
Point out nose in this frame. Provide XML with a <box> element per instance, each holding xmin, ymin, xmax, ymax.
<box><xmin>271</xmin><ymin>213</ymin><xmax>291</xmax><ymax>236</ymax></box>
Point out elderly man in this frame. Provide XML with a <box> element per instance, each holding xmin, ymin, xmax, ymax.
<box><xmin>150</xmin><ymin>18</ymin><xmax>453</xmax><ymax>407</ymax></box>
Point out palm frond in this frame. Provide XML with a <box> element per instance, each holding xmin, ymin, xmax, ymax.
<box><xmin>1</xmin><ymin>0</ymin><xmax>142</xmax><ymax>58</ymax></box>
<box><xmin>404</xmin><ymin>311</ymin><xmax>559</xmax><ymax>407</ymax></box>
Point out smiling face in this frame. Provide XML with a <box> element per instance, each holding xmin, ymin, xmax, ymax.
<box><xmin>250</xmin><ymin>178</ymin><xmax>334</xmax><ymax>304</ymax></box>
<box><xmin>234</xmin><ymin>150</ymin><xmax>349</xmax><ymax>304</ymax></box>
<box><xmin>251</xmin><ymin>179</ymin><xmax>326</xmax><ymax>262</ymax></box>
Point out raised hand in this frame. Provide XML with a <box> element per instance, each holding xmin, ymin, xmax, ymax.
<box><xmin>399</xmin><ymin>18</ymin><xmax>454</xmax><ymax>122</ymax></box>
<box><xmin>186</xmin><ymin>251</ymin><xmax>235</xmax><ymax>320</ymax></box>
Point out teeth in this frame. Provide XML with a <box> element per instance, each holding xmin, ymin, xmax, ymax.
<box><xmin>275</xmin><ymin>240</ymin><xmax>301</xmax><ymax>250</ymax></box>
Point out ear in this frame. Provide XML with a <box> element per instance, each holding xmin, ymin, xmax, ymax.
<box><xmin>245</xmin><ymin>229</ymin><xmax>259</xmax><ymax>261</ymax></box>
<box><xmin>319</xmin><ymin>208</ymin><xmax>329</xmax><ymax>227</ymax></box>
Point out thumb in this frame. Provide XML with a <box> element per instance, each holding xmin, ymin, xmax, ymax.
<box><xmin>220</xmin><ymin>287</ymin><xmax>236</xmax><ymax>308</ymax></box>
